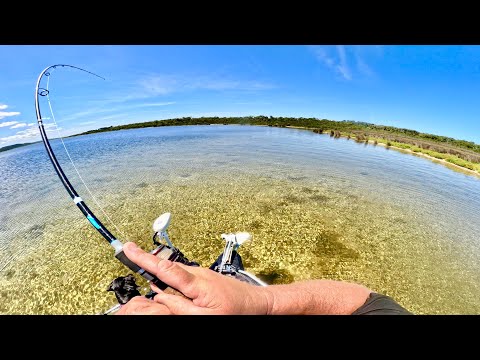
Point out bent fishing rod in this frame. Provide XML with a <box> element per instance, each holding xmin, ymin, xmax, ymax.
<box><xmin>35</xmin><ymin>64</ymin><xmax>172</xmax><ymax>291</ymax></box>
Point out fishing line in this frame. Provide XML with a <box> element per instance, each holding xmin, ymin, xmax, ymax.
<box><xmin>44</xmin><ymin>67</ymin><xmax>127</xmax><ymax>240</ymax></box>
<box><xmin>35</xmin><ymin>64</ymin><xmax>173</xmax><ymax>294</ymax></box>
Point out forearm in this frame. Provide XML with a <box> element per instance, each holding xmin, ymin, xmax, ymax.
<box><xmin>260</xmin><ymin>280</ymin><xmax>372</xmax><ymax>315</ymax></box>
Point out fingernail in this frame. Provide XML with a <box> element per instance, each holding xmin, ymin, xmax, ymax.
<box><xmin>125</xmin><ymin>242</ymin><xmax>140</xmax><ymax>252</ymax></box>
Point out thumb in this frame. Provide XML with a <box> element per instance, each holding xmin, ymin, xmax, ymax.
<box><xmin>115</xmin><ymin>296</ymin><xmax>170</xmax><ymax>315</ymax></box>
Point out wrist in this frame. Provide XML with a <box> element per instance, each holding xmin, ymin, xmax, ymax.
<box><xmin>251</xmin><ymin>286</ymin><xmax>275</xmax><ymax>315</ymax></box>
<box><xmin>259</xmin><ymin>284</ymin><xmax>305</xmax><ymax>315</ymax></box>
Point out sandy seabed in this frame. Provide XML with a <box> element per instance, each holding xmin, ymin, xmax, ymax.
<box><xmin>0</xmin><ymin>172</ymin><xmax>479</xmax><ymax>315</ymax></box>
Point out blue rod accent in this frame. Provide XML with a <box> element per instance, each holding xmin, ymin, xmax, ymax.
<box><xmin>87</xmin><ymin>214</ymin><xmax>101</xmax><ymax>229</ymax></box>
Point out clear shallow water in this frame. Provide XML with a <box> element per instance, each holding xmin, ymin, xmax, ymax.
<box><xmin>1</xmin><ymin>125</ymin><xmax>480</xmax><ymax>314</ymax></box>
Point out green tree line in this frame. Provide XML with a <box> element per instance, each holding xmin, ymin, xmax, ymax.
<box><xmin>77</xmin><ymin>116</ymin><xmax>480</xmax><ymax>154</ymax></box>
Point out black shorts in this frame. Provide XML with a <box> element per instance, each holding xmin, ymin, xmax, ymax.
<box><xmin>352</xmin><ymin>293</ymin><xmax>413</xmax><ymax>315</ymax></box>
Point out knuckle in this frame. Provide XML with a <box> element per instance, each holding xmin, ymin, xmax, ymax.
<box><xmin>157</xmin><ymin>259</ymin><xmax>174</xmax><ymax>272</ymax></box>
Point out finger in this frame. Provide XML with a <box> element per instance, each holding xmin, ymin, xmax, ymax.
<box><xmin>153</xmin><ymin>291</ymin><xmax>203</xmax><ymax>315</ymax></box>
<box><xmin>123</xmin><ymin>242</ymin><xmax>197</xmax><ymax>296</ymax></box>
<box><xmin>133</xmin><ymin>303</ymin><xmax>171</xmax><ymax>315</ymax></box>
<box><xmin>115</xmin><ymin>296</ymin><xmax>171</xmax><ymax>315</ymax></box>
<box><xmin>150</xmin><ymin>282</ymin><xmax>162</xmax><ymax>294</ymax></box>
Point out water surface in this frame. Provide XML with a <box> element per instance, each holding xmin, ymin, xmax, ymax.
<box><xmin>1</xmin><ymin>125</ymin><xmax>479</xmax><ymax>314</ymax></box>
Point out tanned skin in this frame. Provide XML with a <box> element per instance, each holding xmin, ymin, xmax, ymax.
<box><xmin>116</xmin><ymin>242</ymin><xmax>371</xmax><ymax>315</ymax></box>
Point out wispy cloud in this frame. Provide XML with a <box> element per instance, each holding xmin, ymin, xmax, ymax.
<box><xmin>0</xmin><ymin>123</ymin><xmax>55</xmax><ymax>145</ymax></box>
<box><xmin>0</xmin><ymin>111</ymin><xmax>21</xmax><ymax>119</ymax></box>
<box><xmin>355</xmin><ymin>56</ymin><xmax>374</xmax><ymax>77</ymax></box>
<box><xmin>336</xmin><ymin>45</ymin><xmax>351</xmax><ymax>80</ymax></box>
<box><xmin>310</xmin><ymin>45</ymin><xmax>352</xmax><ymax>80</ymax></box>
<box><xmin>235</xmin><ymin>101</ymin><xmax>272</xmax><ymax>105</ymax></box>
<box><xmin>56</xmin><ymin>107</ymin><xmax>115</xmax><ymax>123</ymax></box>
<box><xmin>0</xmin><ymin>121</ymin><xmax>18</xmax><ymax>128</ymax></box>
<box><xmin>0</xmin><ymin>103</ymin><xmax>20</xmax><ymax>119</ymax></box>
<box><xmin>24</xmin><ymin>73</ymin><xmax>273</xmax><ymax>137</ymax></box>
<box><xmin>10</xmin><ymin>122</ymin><xmax>28</xmax><ymax>129</ymax></box>
<box><xmin>89</xmin><ymin>73</ymin><xmax>274</xmax><ymax>107</ymax></box>
<box><xmin>93</xmin><ymin>113</ymin><xmax>129</xmax><ymax>122</ymax></box>
<box><xmin>54</xmin><ymin>115</ymin><xmax>129</xmax><ymax>138</ymax></box>
<box><xmin>133</xmin><ymin>102</ymin><xmax>176</xmax><ymax>108</ymax></box>
<box><xmin>353</xmin><ymin>45</ymin><xmax>378</xmax><ymax>77</ymax></box>
<box><xmin>58</xmin><ymin>101</ymin><xmax>176</xmax><ymax>124</ymax></box>
<box><xmin>137</xmin><ymin>73</ymin><xmax>274</xmax><ymax>97</ymax></box>
<box><xmin>310</xmin><ymin>45</ymin><xmax>380</xmax><ymax>81</ymax></box>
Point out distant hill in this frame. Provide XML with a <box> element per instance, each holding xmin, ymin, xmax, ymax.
<box><xmin>0</xmin><ymin>142</ymin><xmax>38</xmax><ymax>153</ymax></box>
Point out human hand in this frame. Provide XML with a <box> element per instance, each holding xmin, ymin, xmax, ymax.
<box><xmin>116</xmin><ymin>242</ymin><xmax>270</xmax><ymax>315</ymax></box>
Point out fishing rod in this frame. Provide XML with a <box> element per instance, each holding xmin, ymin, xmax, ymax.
<box><xmin>34</xmin><ymin>64</ymin><xmax>173</xmax><ymax>292</ymax></box>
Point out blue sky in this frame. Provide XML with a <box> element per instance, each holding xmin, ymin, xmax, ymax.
<box><xmin>1</xmin><ymin>45</ymin><xmax>480</xmax><ymax>146</ymax></box>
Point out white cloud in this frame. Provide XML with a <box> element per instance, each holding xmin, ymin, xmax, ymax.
<box><xmin>352</xmin><ymin>45</ymin><xmax>378</xmax><ymax>78</ymax></box>
<box><xmin>356</xmin><ymin>57</ymin><xmax>374</xmax><ymax>77</ymax></box>
<box><xmin>134</xmin><ymin>102</ymin><xmax>176</xmax><ymax>107</ymax></box>
<box><xmin>0</xmin><ymin>123</ymin><xmax>56</xmax><ymax>145</ymax></box>
<box><xmin>0</xmin><ymin>111</ymin><xmax>20</xmax><ymax>120</ymax></box>
<box><xmin>310</xmin><ymin>45</ymin><xmax>352</xmax><ymax>81</ymax></box>
<box><xmin>138</xmin><ymin>74</ymin><xmax>275</xmax><ymax>96</ymax></box>
<box><xmin>10</xmin><ymin>123</ymin><xmax>28</xmax><ymax>129</ymax></box>
<box><xmin>91</xmin><ymin>73</ymin><xmax>274</xmax><ymax>107</ymax></box>
<box><xmin>0</xmin><ymin>121</ymin><xmax>18</xmax><ymax>128</ymax></box>
<box><xmin>310</xmin><ymin>45</ymin><xmax>380</xmax><ymax>81</ymax></box>
<box><xmin>93</xmin><ymin>113</ymin><xmax>128</xmax><ymax>122</ymax></box>
<box><xmin>311</xmin><ymin>46</ymin><xmax>335</xmax><ymax>68</ymax></box>
<box><xmin>58</xmin><ymin>101</ymin><xmax>176</xmax><ymax>124</ymax></box>
<box><xmin>336</xmin><ymin>45</ymin><xmax>352</xmax><ymax>80</ymax></box>
<box><xmin>56</xmin><ymin>107</ymin><xmax>113</xmax><ymax>123</ymax></box>
<box><xmin>0</xmin><ymin>103</ymin><xmax>20</xmax><ymax>118</ymax></box>
<box><xmin>186</xmin><ymin>77</ymin><xmax>273</xmax><ymax>91</ymax></box>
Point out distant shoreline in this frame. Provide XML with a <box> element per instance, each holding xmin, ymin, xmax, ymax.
<box><xmin>0</xmin><ymin>142</ymin><xmax>39</xmax><ymax>153</ymax></box>
<box><xmin>364</xmin><ymin>137</ymin><xmax>480</xmax><ymax>178</ymax></box>
<box><xmin>289</xmin><ymin>125</ymin><xmax>480</xmax><ymax>178</ymax></box>
<box><xmin>2</xmin><ymin>116</ymin><xmax>480</xmax><ymax>177</ymax></box>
